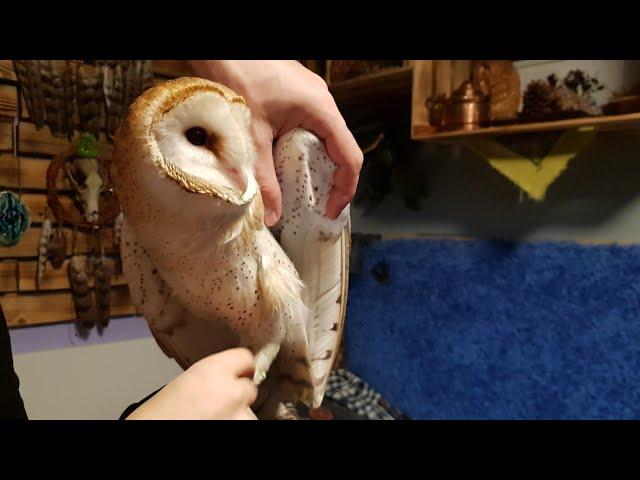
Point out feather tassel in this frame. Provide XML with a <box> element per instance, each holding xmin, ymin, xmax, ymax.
<box><xmin>36</xmin><ymin>218</ymin><xmax>52</xmax><ymax>289</ymax></box>
<box><xmin>68</xmin><ymin>255</ymin><xmax>97</xmax><ymax>329</ymax></box>
<box><xmin>40</xmin><ymin>60</ymin><xmax>68</xmax><ymax>137</ymax></box>
<box><xmin>91</xmin><ymin>255</ymin><xmax>113</xmax><ymax>329</ymax></box>
<box><xmin>13</xmin><ymin>60</ymin><xmax>46</xmax><ymax>128</ymax></box>
<box><xmin>75</xmin><ymin>63</ymin><xmax>103</xmax><ymax>139</ymax></box>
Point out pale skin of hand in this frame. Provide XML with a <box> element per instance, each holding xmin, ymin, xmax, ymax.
<box><xmin>189</xmin><ymin>60</ymin><xmax>364</xmax><ymax>226</ymax></box>
<box><xmin>126</xmin><ymin>348</ymin><xmax>258</xmax><ymax>420</ymax></box>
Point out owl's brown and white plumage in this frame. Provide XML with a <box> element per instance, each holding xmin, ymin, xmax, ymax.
<box><xmin>112</xmin><ymin>77</ymin><xmax>350</xmax><ymax>418</ymax></box>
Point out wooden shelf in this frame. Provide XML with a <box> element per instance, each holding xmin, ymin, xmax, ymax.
<box><xmin>412</xmin><ymin>112</ymin><xmax>640</xmax><ymax>142</ymax></box>
<box><xmin>410</xmin><ymin>60</ymin><xmax>640</xmax><ymax>143</ymax></box>
<box><xmin>329</xmin><ymin>66</ymin><xmax>413</xmax><ymax>108</ymax></box>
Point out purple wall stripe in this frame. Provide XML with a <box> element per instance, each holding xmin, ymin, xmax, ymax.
<box><xmin>9</xmin><ymin>316</ymin><xmax>153</xmax><ymax>355</ymax></box>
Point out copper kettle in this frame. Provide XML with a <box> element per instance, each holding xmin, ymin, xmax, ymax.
<box><xmin>426</xmin><ymin>80</ymin><xmax>490</xmax><ymax>131</ymax></box>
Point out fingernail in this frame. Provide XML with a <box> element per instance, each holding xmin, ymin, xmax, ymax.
<box><xmin>265</xmin><ymin>210</ymin><xmax>277</xmax><ymax>227</ymax></box>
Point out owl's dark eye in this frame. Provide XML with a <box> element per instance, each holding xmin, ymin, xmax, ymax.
<box><xmin>185</xmin><ymin>127</ymin><xmax>207</xmax><ymax>146</ymax></box>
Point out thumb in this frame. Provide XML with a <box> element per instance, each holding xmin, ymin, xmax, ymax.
<box><xmin>251</xmin><ymin>122</ymin><xmax>282</xmax><ymax>227</ymax></box>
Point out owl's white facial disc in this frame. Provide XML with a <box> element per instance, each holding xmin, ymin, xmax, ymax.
<box><xmin>153</xmin><ymin>91</ymin><xmax>256</xmax><ymax>203</ymax></box>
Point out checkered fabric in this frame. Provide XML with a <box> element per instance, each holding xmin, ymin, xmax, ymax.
<box><xmin>325</xmin><ymin>369</ymin><xmax>409</xmax><ymax>420</ymax></box>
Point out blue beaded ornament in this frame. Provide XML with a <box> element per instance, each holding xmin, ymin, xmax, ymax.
<box><xmin>0</xmin><ymin>191</ymin><xmax>31</xmax><ymax>247</ymax></box>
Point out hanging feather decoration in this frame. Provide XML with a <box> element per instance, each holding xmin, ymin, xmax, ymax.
<box><xmin>75</xmin><ymin>63</ymin><xmax>103</xmax><ymax>140</ymax></box>
<box><xmin>113</xmin><ymin>211</ymin><xmax>124</xmax><ymax>247</ymax></box>
<box><xmin>135</xmin><ymin>60</ymin><xmax>153</xmax><ymax>97</ymax></box>
<box><xmin>122</xmin><ymin>60</ymin><xmax>138</xmax><ymax>110</ymax></box>
<box><xmin>68</xmin><ymin>255</ymin><xmax>97</xmax><ymax>329</ymax></box>
<box><xmin>36</xmin><ymin>217</ymin><xmax>52</xmax><ymax>289</ymax></box>
<box><xmin>102</xmin><ymin>60</ymin><xmax>154</xmax><ymax>142</ymax></box>
<box><xmin>13</xmin><ymin>60</ymin><xmax>46</xmax><ymax>128</ymax></box>
<box><xmin>91</xmin><ymin>255</ymin><xmax>113</xmax><ymax>329</ymax></box>
<box><xmin>101</xmin><ymin>61</ymin><xmax>125</xmax><ymax>140</ymax></box>
<box><xmin>0</xmin><ymin>191</ymin><xmax>31</xmax><ymax>247</ymax></box>
<box><xmin>47</xmin><ymin>223</ymin><xmax>67</xmax><ymax>269</ymax></box>
<box><xmin>63</xmin><ymin>61</ymin><xmax>77</xmax><ymax>141</ymax></box>
<box><xmin>141</xmin><ymin>60</ymin><xmax>154</xmax><ymax>92</ymax></box>
<box><xmin>40</xmin><ymin>60</ymin><xmax>69</xmax><ymax>137</ymax></box>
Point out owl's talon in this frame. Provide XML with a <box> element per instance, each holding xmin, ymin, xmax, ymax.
<box><xmin>252</xmin><ymin>342</ymin><xmax>280</xmax><ymax>386</ymax></box>
<box><xmin>254</xmin><ymin>370</ymin><xmax>267</xmax><ymax>385</ymax></box>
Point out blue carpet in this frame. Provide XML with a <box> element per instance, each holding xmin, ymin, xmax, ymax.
<box><xmin>345</xmin><ymin>239</ymin><xmax>640</xmax><ymax>419</ymax></box>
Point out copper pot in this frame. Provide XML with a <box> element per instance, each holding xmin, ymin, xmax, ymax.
<box><xmin>427</xmin><ymin>80</ymin><xmax>490</xmax><ymax>131</ymax></box>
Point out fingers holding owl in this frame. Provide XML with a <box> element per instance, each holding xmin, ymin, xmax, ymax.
<box><xmin>189</xmin><ymin>60</ymin><xmax>363</xmax><ymax>226</ymax></box>
<box><xmin>125</xmin><ymin>348</ymin><xmax>258</xmax><ymax>420</ymax></box>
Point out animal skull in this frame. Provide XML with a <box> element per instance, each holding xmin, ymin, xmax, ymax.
<box><xmin>66</xmin><ymin>157</ymin><xmax>104</xmax><ymax>223</ymax></box>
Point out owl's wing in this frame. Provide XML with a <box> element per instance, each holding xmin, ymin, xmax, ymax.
<box><xmin>120</xmin><ymin>219</ymin><xmax>240</xmax><ymax>370</ymax></box>
<box><xmin>271</xmin><ymin>128</ymin><xmax>351</xmax><ymax>407</ymax></box>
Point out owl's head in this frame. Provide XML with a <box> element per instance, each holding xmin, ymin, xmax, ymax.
<box><xmin>113</xmin><ymin>77</ymin><xmax>260</xmax><ymax>249</ymax></box>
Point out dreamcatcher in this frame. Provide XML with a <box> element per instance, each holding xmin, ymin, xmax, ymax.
<box><xmin>13</xmin><ymin>59</ymin><xmax>153</xmax><ymax>330</ymax></box>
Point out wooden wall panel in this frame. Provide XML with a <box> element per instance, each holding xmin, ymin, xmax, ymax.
<box><xmin>0</xmin><ymin>226</ymin><xmax>117</xmax><ymax>259</ymax></box>
<box><xmin>0</xmin><ymin>155</ymin><xmax>70</xmax><ymax>190</ymax></box>
<box><xmin>0</xmin><ymin>65</ymin><xmax>135</xmax><ymax>328</ymax></box>
<box><xmin>18</xmin><ymin>257</ymin><xmax>126</xmax><ymax>292</ymax></box>
<box><xmin>0</xmin><ymin>84</ymin><xmax>18</xmax><ymax>117</ymax></box>
<box><xmin>1</xmin><ymin>287</ymin><xmax>137</xmax><ymax>328</ymax></box>
<box><xmin>17</xmin><ymin>122</ymin><xmax>114</xmax><ymax>157</ymax></box>
<box><xmin>0</xmin><ymin>60</ymin><xmax>16</xmax><ymax>82</ymax></box>
<box><xmin>0</xmin><ymin>121</ymin><xmax>13</xmax><ymax>151</ymax></box>
<box><xmin>0</xmin><ymin>261</ymin><xmax>17</xmax><ymax>292</ymax></box>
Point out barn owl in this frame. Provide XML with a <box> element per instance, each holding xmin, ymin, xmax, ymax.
<box><xmin>112</xmin><ymin>77</ymin><xmax>350</xmax><ymax>419</ymax></box>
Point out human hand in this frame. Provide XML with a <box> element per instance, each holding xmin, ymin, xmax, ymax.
<box><xmin>189</xmin><ymin>60</ymin><xmax>363</xmax><ymax>226</ymax></box>
<box><xmin>126</xmin><ymin>348</ymin><xmax>258</xmax><ymax>420</ymax></box>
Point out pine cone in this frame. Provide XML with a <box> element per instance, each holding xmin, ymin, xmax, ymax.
<box><xmin>554</xmin><ymin>85</ymin><xmax>602</xmax><ymax>116</ymax></box>
<box><xmin>520</xmin><ymin>80</ymin><xmax>559</xmax><ymax>120</ymax></box>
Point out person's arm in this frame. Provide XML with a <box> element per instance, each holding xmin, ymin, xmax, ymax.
<box><xmin>0</xmin><ymin>307</ymin><xmax>27</xmax><ymax>420</ymax></box>
<box><xmin>189</xmin><ymin>60</ymin><xmax>363</xmax><ymax>227</ymax></box>
<box><xmin>126</xmin><ymin>348</ymin><xmax>258</xmax><ymax>420</ymax></box>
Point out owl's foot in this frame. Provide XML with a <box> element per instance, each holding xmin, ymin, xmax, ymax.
<box><xmin>256</xmin><ymin>398</ymin><xmax>302</xmax><ymax>420</ymax></box>
<box><xmin>275</xmin><ymin>402</ymin><xmax>301</xmax><ymax>420</ymax></box>
<box><xmin>254</xmin><ymin>370</ymin><xmax>267</xmax><ymax>385</ymax></box>
<box><xmin>252</xmin><ymin>342</ymin><xmax>280</xmax><ymax>386</ymax></box>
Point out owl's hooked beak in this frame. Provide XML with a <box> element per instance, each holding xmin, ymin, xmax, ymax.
<box><xmin>177</xmin><ymin>167</ymin><xmax>259</xmax><ymax>207</ymax></box>
<box><xmin>218</xmin><ymin>170</ymin><xmax>259</xmax><ymax>206</ymax></box>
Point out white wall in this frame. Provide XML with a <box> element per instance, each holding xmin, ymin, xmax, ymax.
<box><xmin>13</xmin><ymin>335</ymin><xmax>182</xmax><ymax>420</ymax></box>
